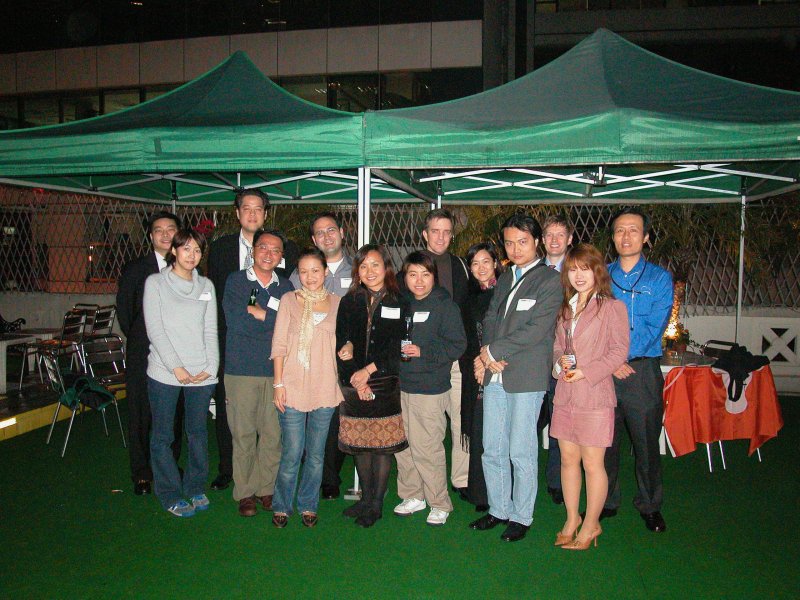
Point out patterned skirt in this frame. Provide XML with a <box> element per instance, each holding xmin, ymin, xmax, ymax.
<box><xmin>338</xmin><ymin>375</ymin><xmax>408</xmax><ymax>455</ymax></box>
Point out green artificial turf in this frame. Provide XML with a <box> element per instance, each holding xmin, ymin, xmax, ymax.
<box><xmin>1</xmin><ymin>399</ymin><xmax>798</xmax><ymax>600</ymax></box>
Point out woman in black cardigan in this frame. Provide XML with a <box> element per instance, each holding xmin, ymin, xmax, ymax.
<box><xmin>336</xmin><ymin>244</ymin><xmax>408</xmax><ymax>527</ymax></box>
<box><xmin>459</xmin><ymin>242</ymin><xmax>504</xmax><ymax>513</ymax></box>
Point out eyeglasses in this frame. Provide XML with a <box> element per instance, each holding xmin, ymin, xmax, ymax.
<box><xmin>254</xmin><ymin>244</ymin><xmax>282</xmax><ymax>253</ymax></box>
<box><xmin>313</xmin><ymin>227</ymin><xmax>340</xmax><ymax>239</ymax></box>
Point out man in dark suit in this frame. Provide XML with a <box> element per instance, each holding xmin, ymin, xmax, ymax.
<box><xmin>469</xmin><ymin>213</ymin><xmax>561</xmax><ymax>542</ymax></box>
<box><xmin>117</xmin><ymin>210</ymin><xmax>184</xmax><ymax>495</ymax></box>
<box><xmin>206</xmin><ymin>189</ymin><xmax>298</xmax><ymax>493</ymax></box>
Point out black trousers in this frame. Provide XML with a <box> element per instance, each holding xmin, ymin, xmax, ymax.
<box><xmin>604</xmin><ymin>357</ymin><xmax>664</xmax><ymax>514</ymax></box>
<box><xmin>213</xmin><ymin>373</ymin><xmax>233</xmax><ymax>478</ymax></box>
<box><xmin>321</xmin><ymin>405</ymin><xmax>346</xmax><ymax>489</ymax></box>
<box><xmin>126</xmin><ymin>353</ymin><xmax>183</xmax><ymax>482</ymax></box>
<box><xmin>544</xmin><ymin>375</ymin><xmax>562</xmax><ymax>491</ymax></box>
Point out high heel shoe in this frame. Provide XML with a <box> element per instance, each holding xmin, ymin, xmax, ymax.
<box><xmin>554</xmin><ymin>517</ymin><xmax>582</xmax><ymax>546</ymax></box>
<box><xmin>562</xmin><ymin>527</ymin><xmax>602</xmax><ymax>550</ymax></box>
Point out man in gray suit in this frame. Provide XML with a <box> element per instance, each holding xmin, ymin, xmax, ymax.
<box><xmin>469</xmin><ymin>213</ymin><xmax>561</xmax><ymax>542</ymax></box>
<box><xmin>290</xmin><ymin>211</ymin><xmax>353</xmax><ymax>499</ymax></box>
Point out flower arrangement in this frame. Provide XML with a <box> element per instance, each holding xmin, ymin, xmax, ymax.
<box><xmin>663</xmin><ymin>321</ymin><xmax>694</xmax><ymax>351</ymax></box>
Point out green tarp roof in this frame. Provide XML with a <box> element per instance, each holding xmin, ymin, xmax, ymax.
<box><xmin>0</xmin><ymin>51</ymin><xmax>381</xmax><ymax>204</ymax></box>
<box><xmin>0</xmin><ymin>29</ymin><xmax>798</xmax><ymax>205</ymax></box>
<box><xmin>365</xmin><ymin>29</ymin><xmax>800</xmax><ymax>203</ymax></box>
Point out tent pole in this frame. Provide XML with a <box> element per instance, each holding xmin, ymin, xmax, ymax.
<box><xmin>344</xmin><ymin>166</ymin><xmax>372</xmax><ymax>501</ymax></box>
<box><xmin>735</xmin><ymin>193</ymin><xmax>746</xmax><ymax>343</ymax></box>
<box><xmin>357</xmin><ymin>167</ymin><xmax>371</xmax><ymax>247</ymax></box>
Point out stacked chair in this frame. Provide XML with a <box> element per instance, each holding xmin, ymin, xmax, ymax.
<box><xmin>42</xmin><ymin>304</ymin><xmax>127</xmax><ymax>457</ymax></box>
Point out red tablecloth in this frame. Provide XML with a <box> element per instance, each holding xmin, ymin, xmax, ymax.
<box><xmin>663</xmin><ymin>365</ymin><xmax>783</xmax><ymax>457</ymax></box>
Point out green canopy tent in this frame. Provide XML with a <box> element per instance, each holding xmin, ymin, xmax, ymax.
<box><xmin>0</xmin><ymin>51</ymin><xmax>411</xmax><ymax>220</ymax></box>
<box><xmin>362</xmin><ymin>28</ymin><xmax>800</xmax><ymax>337</ymax></box>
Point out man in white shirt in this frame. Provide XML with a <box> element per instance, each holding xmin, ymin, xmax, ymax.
<box><xmin>207</xmin><ymin>190</ymin><xmax>269</xmax><ymax>492</ymax></box>
<box><xmin>289</xmin><ymin>212</ymin><xmax>353</xmax><ymax>499</ymax></box>
<box><xmin>541</xmin><ymin>215</ymin><xmax>574</xmax><ymax>506</ymax></box>
<box><xmin>117</xmin><ymin>211</ymin><xmax>183</xmax><ymax>496</ymax></box>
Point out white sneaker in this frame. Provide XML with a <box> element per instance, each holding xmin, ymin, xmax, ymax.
<box><xmin>394</xmin><ymin>498</ymin><xmax>426</xmax><ymax>516</ymax></box>
<box><xmin>426</xmin><ymin>508</ymin><xmax>449</xmax><ymax>526</ymax></box>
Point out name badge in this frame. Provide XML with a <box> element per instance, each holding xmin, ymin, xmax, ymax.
<box><xmin>516</xmin><ymin>298</ymin><xmax>536</xmax><ymax>311</ymax></box>
<box><xmin>199</xmin><ymin>291</ymin><xmax>212</xmax><ymax>301</ymax></box>
<box><xmin>267</xmin><ymin>296</ymin><xmax>281</xmax><ymax>311</ymax></box>
<box><xmin>413</xmin><ymin>311</ymin><xmax>429</xmax><ymax>323</ymax></box>
<box><xmin>381</xmin><ymin>306</ymin><xmax>400</xmax><ymax>319</ymax></box>
<box><xmin>340</xmin><ymin>277</ymin><xmax>352</xmax><ymax>288</ymax></box>
<box><xmin>278</xmin><ymin>258</ymin><xmax>286</xmax><ymax>269</ymax></box>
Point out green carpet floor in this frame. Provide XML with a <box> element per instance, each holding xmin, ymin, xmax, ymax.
<box><xmin>2</xmin><ymin>399</ymin><xmax>798</xmax><ymax>600</ymax></box>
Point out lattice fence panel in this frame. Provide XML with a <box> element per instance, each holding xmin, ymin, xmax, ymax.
<box><xmin>1</xmin><ymin>187</ymin><xmax>798</xmax><ymax>315</ymax></box>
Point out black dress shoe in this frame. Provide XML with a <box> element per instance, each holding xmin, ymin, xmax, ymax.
<box><xmin>321</xmin><ymin>485</ymin><xmax>339</xmax><ymax>500</ymax></box>
<box><xmin>548</xmin><ymin>487</ymin><xmax>564</xmax><ymax>505</ymax></box>
<box><xmin>451</xmin><ymin>485</ymin><xmax>469</xmax><ymax>501</ymax></box>
<box><xmin>580</xmin><ymin>507</ymin><xmax>617</xmax><ymax>521</ymax></box>
<box><xmin>469</xmin><ymin>513</ymin><xmax>508</xmax><ymax>531</ymax></box>
<box><xmin>501</xmin><ymin>521</ymin><xmax>529</xmax><ymax>542</ymax></box>
<box><xmin>210</xmin><ymin>474</ymin><xmax>232</xmax><ymax>491</ymax></box>
<box><xmin>642</xmin><ymin>511</ymin><xmax>667</xmax><ymax>532</ymax></box>
<box><xmin>133</xmin><ymin>480</ymin><xmax>152</xmax><ymax>495</ymax></box>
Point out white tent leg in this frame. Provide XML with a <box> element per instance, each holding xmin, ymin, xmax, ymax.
<box><xmin>357</xmin><ymin>167</ymin><xmax>371</xmax><ymax>247</ymax></box>
<box><xmin>735</xmin><ymin>194</ymin><xmax>746</xmax><ymax>343</ymax></box>
<box><xmin>345</xmin><ymin>167</ymin><xmax>372</xmax><ymax>502</ymax></box>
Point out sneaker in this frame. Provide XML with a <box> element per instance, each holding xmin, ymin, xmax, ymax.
<box><xmin>190</xmin><ymin>494</ymin><xmax>210</xmax><ymax>511</ymax></box>
<box><xmin>393</xmin><ymin>498</ymin><xmax>426</xmax><ymax>516</ymax></box>
<box><xmin>426</xmin><ymin>508</ymin><xmax>449</xmax><ymax>527</ymax></box>
<box><xmin>167</xmin><ymin>500</ymin><xmax>195</xmax><ymax>518</ymax></box>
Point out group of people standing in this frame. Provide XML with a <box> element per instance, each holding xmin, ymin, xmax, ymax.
<box><xmin>117</xmin><ymin>195</ymin><xmax>673</xmax><ymax>547</ymax></box>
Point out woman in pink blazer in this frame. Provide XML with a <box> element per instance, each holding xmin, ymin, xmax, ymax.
<box><xmin>551</xmin><ymin>244</ymin><xmax>629</xmax><ymax>551</ymax></box>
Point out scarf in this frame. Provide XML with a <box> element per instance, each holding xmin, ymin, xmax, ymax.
<box><xmin>296</xmin><ymin>287</ymin><xmax>329</xmax><ymax>370</ymax></box>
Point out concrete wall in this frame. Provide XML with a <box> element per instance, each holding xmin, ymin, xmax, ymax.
<box><xmin>0</xmin><ymin>20</ymin><xmax>482</xmax><ymax>95</ymax></box>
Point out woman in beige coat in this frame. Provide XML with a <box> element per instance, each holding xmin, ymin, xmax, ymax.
<box><xmin>551</xmin><ymin>244</ymin><xmax>629</xmax><ymax>550</ymax></box>
<box><xmin>270</xmin><ymin>247</ymin><xmax>343</xmax><ymax>528</ymax></box>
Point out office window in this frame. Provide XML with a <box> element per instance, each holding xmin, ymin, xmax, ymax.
<box><xmin>144</xmin><ymin>85</ymin><xmax>179</xmax><ymax>101</ymax></box>
<box><xmin>328</xmin><ymin>74</ymin><xmax>379</xmax><ymax>112</ymax></box>
<box><xmin>280</xmin><ymin>76</ymin><xmax>328</xmax><ymax>106</ymax></box>
<box><xmin>103</xmin><ymin>89</ymin><xmax>142</xmax><ymax>115</ymax></box>
<box><xmin>21</xmin><ymin>97</ymin><xmax>59</xmax><ymax>128</ymax></box>
<box><xmin>0</xmin><ymin>99</ymin><xmax>22</xmax><ymax>130</ymax></box>
<box><xmin>62</xmin><ymin>94</ymin><xmax>100</xmax><ymax>123</ymax></box>
<box><xmin>382</xmin><ymin>68</ymin><xmax>482</xmax><ymax>109</ymax></box>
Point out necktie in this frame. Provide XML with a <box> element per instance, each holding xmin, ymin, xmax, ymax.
<box><xmin>243</xmin><ymin>240</ymin><xmax>253</xmax><ymax>270</ymax></box>
<box><xmin>549</xmin><ymin>264</ymin><xmax>556</xmax><ymax>269</ymax></box>
<box><xmin>514</xmin><ymin>266</ymin><xmax>521</xmax><ymax>282</ymax></box>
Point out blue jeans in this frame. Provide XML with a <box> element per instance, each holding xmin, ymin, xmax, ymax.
<box><xmin>148</xmin><ymin>378</ymin><xmax>215</xmax><ymax>510</ymax></box>
<box><xmin>481</xmin><ymin>382</ymin><xmax>545</xmax><ymax>526</ymax></box>
<box><xmin>273</xmin><ymin>406</ymin><xmax>335</xmax><ymax>515</ymax></box>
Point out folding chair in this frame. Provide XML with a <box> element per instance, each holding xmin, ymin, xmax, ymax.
<box><xmin>18</xmin><ymin>310</ymin><xmax>86</xmax><ymax>390</ymax></box>
<box><xmin>43</xmin><ymin>348</ymin><xmax>126</xmax><ymax>457</ymax></box>
<box><xmin>700</xmin><ymin>339</ymin><xmax>763</xmax><ymax>470</ymax></box>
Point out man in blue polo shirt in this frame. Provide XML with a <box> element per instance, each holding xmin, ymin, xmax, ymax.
<box><xmin>604</xmin><ymin>207</ymin><xmax>673</xmax><ymax>533</ymax></box>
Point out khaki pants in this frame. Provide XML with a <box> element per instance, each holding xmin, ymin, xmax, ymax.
<box><xmin>448</xmin><ymin>361</ymin><xmax>469</xmax><ymax>488</ymax></box>
<box><xmin>225</xmin><ymin>374</ymin><xmax>281</xmax><ymax>501</ymax></box>
<box><xmin>396</xmin><ymin>390</ymin><xmax>453</xmax><ymax>512</ymax></box>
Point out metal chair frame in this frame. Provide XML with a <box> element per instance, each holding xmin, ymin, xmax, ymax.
<box><xmin>44</xmin><ymin>336</ymin><xmax>127</xmax><ymax>457</ymax></box>
<box><xmin>18</xmin><ymin>311</ymin><xmax>86</xmax><ymax>390</ymax></box>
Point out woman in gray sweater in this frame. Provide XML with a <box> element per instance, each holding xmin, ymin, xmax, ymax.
<box><xmin>143</xmin><ymin>228</ymin><xmax>218</xmax><ymax>518</ymax></box>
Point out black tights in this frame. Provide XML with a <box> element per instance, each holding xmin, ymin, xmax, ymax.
<box><xmin>354</xmin><ymin>453</ymin><xmax>391</xmax><ymax>503</ymax></box>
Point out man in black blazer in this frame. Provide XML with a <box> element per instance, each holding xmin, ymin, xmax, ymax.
<box><xmin>206</xmin><ymin>189</ymin><xmax>298</xmax><ymax>494</ymax></box>
<box><xmin>420</xmin><ymin>208</ymin><xmax>471</xmax><ymax>497</ymax></box>
<box><xmin>117</xmin><ymin>211</ymin><xmax>184</xmax><ymax>495</ymax></box>
<box><xmin>469</xmin><ymin>213</ymin><xmax>561</xmax><ymax>542</ymax></box>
